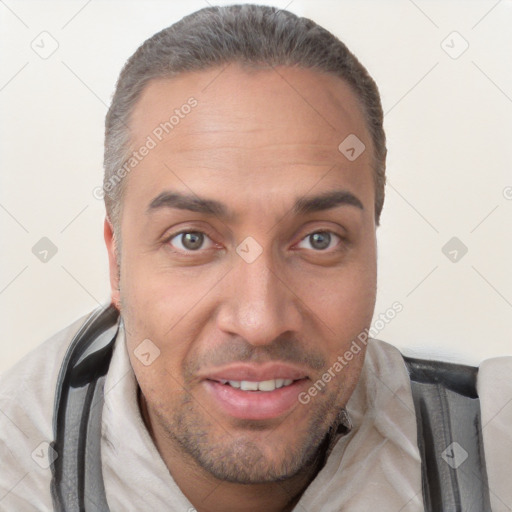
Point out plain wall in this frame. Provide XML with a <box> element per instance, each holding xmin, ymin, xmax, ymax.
<box><xmin>1</xmin><ymin>0</ymin><xmax>511</xmax><ymax>374</ymax></box>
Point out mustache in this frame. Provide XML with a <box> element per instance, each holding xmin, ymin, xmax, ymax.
<box><xmin>185</xmin><ymin>334</ymin><xmax>327</xmax><ymax>375</ymax></box>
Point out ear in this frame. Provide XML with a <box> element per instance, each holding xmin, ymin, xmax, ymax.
<box><xmin>104</xmin><ymin>217</ymin><xmax>121</xmax><ymax>310</ymax></box>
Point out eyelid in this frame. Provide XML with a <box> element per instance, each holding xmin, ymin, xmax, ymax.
<box><xmin>290</xmin><ymin>219</ymin><xmax>348</xmax><ymax>242</ymax></box>
<box><xmin>165</xmin><ymin>228</ymin><xmax>218</xmax><ymax>253</ymax></box>
<box><xmin>295</xmin><ymin>230</ymin><xmax>344</xmax><ymax>251</ymax></box>
<box><xmin>162</xmin><ymin>222</ymin><xmax>218</xmax><ymax>243</ymax></box>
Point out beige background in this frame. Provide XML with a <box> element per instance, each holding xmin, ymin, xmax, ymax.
<box><xmin>1</xmin><ymin>0</ymin><xmax>511</xmax><ymax>374</ymax></box>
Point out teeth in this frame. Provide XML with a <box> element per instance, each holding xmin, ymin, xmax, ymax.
<box><xmin>258</xmin><ymin>380</ymin><xmax>276</xmax><ymax>392</ymax></box>
<box><xmin>220</xmin><ymin>378</ymin><xmax>295</xmax><ymax>391</ymax></box>
<box><xmin>240</xmin><ymin>381</ymin><xmax>259</xmax><ymax>391</ymax></box>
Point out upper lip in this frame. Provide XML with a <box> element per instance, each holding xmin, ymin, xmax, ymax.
<box><xmin>200</xmin><ymin>363</ymin><xmax>310</xmax><ymax>382</ymax></box>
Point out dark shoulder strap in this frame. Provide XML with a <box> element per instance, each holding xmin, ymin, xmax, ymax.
<box><xmin>50</xmin><ymin>305</ymin><xmax>119</xmax><ymax>512</ymax></box>
<box><xmin>403</xmin><ymin>355</ymin><xmax>492</xmax><ymax>512</ymax></box>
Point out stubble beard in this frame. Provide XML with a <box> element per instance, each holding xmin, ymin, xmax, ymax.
<box><xmin>149</xmin><ymin>386</ymin><xmax>345</xmax><ymax>485</ymax></box>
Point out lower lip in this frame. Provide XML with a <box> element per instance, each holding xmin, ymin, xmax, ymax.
<box><xmin>204</xmin><ymin>379</ymin><xmax>308</xmax><ymax>420</ymax></box>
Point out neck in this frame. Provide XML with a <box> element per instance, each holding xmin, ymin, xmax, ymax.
<box><xmin>138</xmin><ymin>389</ymin><xmax>331</xmax><ymax>512</ymax></box>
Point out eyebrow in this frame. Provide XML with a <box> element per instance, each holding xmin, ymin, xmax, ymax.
<box><xmin>148</xmin><ymin>191</ymin><xmax>229</xmax><ymax>217</ymax></box>
<box><xmin>147</xmin><ymin>189</ymin><xmax>364</xmax><ymax>218</ymax></box>
<box><xmin>293</xmin><ymin>190</ymin><xmax>364</xmax><ymax>215</ymax></box>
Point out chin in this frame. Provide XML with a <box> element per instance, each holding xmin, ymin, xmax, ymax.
<box><xmin>166</xmin><ymin>401</ymin><xmax>336</xmax><ymax>485</ymax></box>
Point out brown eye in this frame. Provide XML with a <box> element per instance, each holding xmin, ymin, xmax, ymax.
<box><xmin>169</xmin><ymin>231</ymin><xmax>213</xmax><ymax>251</ymax></box>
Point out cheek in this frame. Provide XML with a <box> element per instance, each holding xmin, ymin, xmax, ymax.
<box><xmin>119</xmin><ymin>248</ymin><xmax>209</xmax><ymax>333</ymax></box>
<box><xmin>304</xmin><ymin>268</ymin><xmax>375</xmax><ymax>321</ymax></box>
<box><xmin>119</xmin><ymin>255</ymin><xmax>219</xmax><ymax>388</ymax></box>
<box><xmin>291</xmin><ymin>247</ymin><xmax>377</xmax><ymax>347</ymax></box>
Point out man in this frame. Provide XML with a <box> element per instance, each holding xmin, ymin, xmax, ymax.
<box><xmin>1</xmin><ymin>4</ymin><xmax>510</xmax><ymax>512</ymax></box>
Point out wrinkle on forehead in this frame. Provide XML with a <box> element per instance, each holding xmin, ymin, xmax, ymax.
<box><xmin>129</xmin><ymin>64</ymin><xmax>370</xmax><ymax>153</ymax></box>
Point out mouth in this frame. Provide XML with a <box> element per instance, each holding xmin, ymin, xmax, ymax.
<box><xmin>213</xmin><ymin>378</ymin><xmax>298</xmax><ymax>392</ymax></box>
<box><xmin>201</xmin><ymin>364</ymin><xmax>311</xmax><ymax>420</ymax></box>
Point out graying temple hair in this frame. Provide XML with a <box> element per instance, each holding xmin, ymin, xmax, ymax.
<box><xmin>103</xmin><ymin>4</ymin><xmax>386</xmax><ymax>234</ymax></box>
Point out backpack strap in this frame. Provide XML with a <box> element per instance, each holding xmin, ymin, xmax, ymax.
<box><xmin>50</xmin><ymin>304</ymin><xmax>119</xmax><ymax>512</ymax></box>
<box><xmin>403</xmin><ymin>355</ymin><xmax>492</xmax><ymax>511</ymax></box>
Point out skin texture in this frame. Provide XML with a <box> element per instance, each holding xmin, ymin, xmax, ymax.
<box><xmin>104</xmin><ymin>64</ymin><xmax>378</xmax><ymax>512</ymax></box>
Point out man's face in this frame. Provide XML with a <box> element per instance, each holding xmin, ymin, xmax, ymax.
<box><xmin>106</xmin><ymin>64</ymin><xmax>378</xmax><ymax>483</ymax></box>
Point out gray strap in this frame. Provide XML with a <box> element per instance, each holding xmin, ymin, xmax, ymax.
<box><xmin>405</xmin><ymin>357</ymin><xmax>492</xmax><ymax>511</ymax></box>
<box><xmin>51</xmin><ymin>305</ymin><xmax>119</xmax><ymax>512</ymax></box>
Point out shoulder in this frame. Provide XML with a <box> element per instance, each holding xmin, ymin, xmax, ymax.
<box><xmin>365</xmin><ymin>338</ymin><xmax>409</xmax><ymax>375</ymax></box>
<box><xmin>0</xmin><ymin>309</ymin><xmax>96</xmax><ymax>510</ymax></box>
<box><xmin>478</xmin><ymin>355</ymin><xmax>512</xmax><ymax>388</ymax></box>
<box><xmin>474</xmin><ymin>356</ymin><xmax>512</xmax><ymax>509</ymax></box>
<box><xmin>477</xmin><ymin>355</ymin><xmax>512</xmax><ymax>435</ymax></box>
<box><xmin>0</xmin><ymin>310</ymin><xmax>95</xmax><ymax>419</ymax></box>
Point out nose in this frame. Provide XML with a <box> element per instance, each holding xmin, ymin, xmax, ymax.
<box><xmin>216</xmin><ymin>248</ymin><xmax>303</xmax><ymax>347</ymax></box>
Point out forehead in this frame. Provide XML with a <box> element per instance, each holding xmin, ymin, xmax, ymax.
<box><xmin>130</xmin><ymin>64</ymin><xmax>370</xmax><ymax>151</ymax></box>
<box><xmin>123</xmin><ymin>64</ymin><xmax>374</xmax><ymax>221</ymax></box>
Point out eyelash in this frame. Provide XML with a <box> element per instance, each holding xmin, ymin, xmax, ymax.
<box><xmin>296</xmin><ymin>231</ymin><xmax>342</xmax><ymax>251</ymax></box>
<box><xmin>164</xmin><ymin>229</ymin><xmax>344</xmax><ymax>254</ymax></box>
<box><xmin>162</xmin><ymin>229</ymin><xmax>217</xmax><ymax>255</ymax></box>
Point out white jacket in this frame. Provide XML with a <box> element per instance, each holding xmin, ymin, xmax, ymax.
<box><xmin>0</xmin><ymin>309</ymin><xmax>510</xmax><ymax>511</ymax></box>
